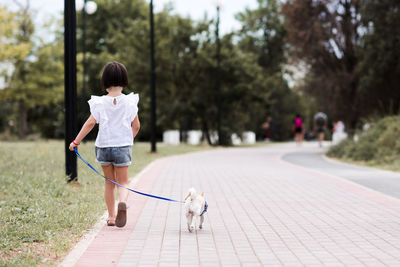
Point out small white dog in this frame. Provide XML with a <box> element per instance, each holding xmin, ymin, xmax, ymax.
<box><xmin>184</xmin><ymin>188</ymin><xmax>207</xmax><ymax>232</ymax></box>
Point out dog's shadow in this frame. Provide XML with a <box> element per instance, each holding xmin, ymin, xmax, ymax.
<box><xmin>180</xmin><ymin>228</ymin><xmax>209</xmax><ymax>236</ymax></box>
<box><xmin>179</xmin><ymin>219</ymin><xmax>210</xmax><ymax>236</ymax></box>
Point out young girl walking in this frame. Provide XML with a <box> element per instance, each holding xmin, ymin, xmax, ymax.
<box><xmin>69</xmin><ymin>62</ymin><xmax>140</xmax><ymax>228</ymax></box>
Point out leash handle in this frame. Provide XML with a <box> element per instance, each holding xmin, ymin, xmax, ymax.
<box><xmin>74</xmin><ymin>148</ymin><xmax>183</xmax><ymax>203</ymax></box>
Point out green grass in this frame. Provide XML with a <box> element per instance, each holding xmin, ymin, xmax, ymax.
<box><xmin>0</xmin><ymin>141</ymin><xmax>212</xmax><ymax>266</ymax></box>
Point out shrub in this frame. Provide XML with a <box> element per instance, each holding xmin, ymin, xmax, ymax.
<box><xmin>327</xmin><ymin>138</ymin><xmax>351</xmax><ymax>158</ymax></box>
<box><xmin>328</xmin><ymin>115</ymin><xmax>400</xmax><ymax>164</ymax></box>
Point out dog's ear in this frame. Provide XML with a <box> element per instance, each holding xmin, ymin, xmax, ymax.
<box><xmin>184</xmin><ymin>192</ymin><xmax>191</xmax><ymax>201</ymax></box>
<box><xmin>201</xmin><ymin>192</ymin><xmax>205</xmax><ymax>197</ymax></box>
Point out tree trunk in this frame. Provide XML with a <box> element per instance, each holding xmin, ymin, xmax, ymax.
<box><xmin>202</xmin><ymin>120</ymin><xmax>213</xmax><ymax>146</ymax></box>
<box><xmin>18</xmin><ymin>99</ymin><xmax>28</xmax><ymax>139</ymax></box>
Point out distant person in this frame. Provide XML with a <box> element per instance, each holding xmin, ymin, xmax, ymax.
<box><xmin>69</xmin><ymin>62</ymin><xmax>140</xmax><ymax>228</ymax></box>
<box><xmin>314</xmin><ymin>111</ymin><xmax>328</xmax><ymax>147</ymax></box>
<box><xmin>293</xmin><ymin>114</ymin><xmax>304</xmax><ymax>145</ymax></box>
<box><xmin>333</xmin><ymin>120</ymin><xmax>345</xmax><ymax>133</ymax></box>
<box><xmin>332</xmin><ymin>120</ymin><xmax>347</xmax><ymax>145</ymax></box>
<box><xmin>261</xmin><ymin>116</ymin><xmax>272</xmax><ymax>141</ymax></box>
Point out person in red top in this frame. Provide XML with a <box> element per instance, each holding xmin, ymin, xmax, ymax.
<box><xmin>293</xmin><ymin>114</ymin><xmax>304</xmax><ymax>145</ymax></box>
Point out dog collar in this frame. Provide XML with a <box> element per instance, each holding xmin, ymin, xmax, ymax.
<box><xmin>200</xmin><ymin>201</ymin><xmax>208</xmax><ymax>216</ymax></box>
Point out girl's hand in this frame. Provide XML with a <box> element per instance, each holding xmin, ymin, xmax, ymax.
<box><xmin>69</xmin><ymin>143</ymin><xmax>76</xmax><ymax>151</ymax></box>
<box><xmin>69</xmin><ymin>140</ymin><xmax>80</xmax><ymax>151</ymax></box>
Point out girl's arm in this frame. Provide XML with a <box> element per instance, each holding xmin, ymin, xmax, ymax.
<box><xmin>69</xmin><ymin>115</ymin><xmax>97</xmax><ymax>151</ymax></box>
<box><xmin>131</xmin><ymin>115</ymin><xmax>140</xmax><ymax>138</ymax></box>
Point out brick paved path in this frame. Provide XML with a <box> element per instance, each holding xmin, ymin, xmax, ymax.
<box><xmin>65</xmin><ymin>144</ymin><xmax>400</xmax><ymax>267</ymax></box>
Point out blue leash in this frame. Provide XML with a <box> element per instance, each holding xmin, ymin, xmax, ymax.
<box><xmin>200</xmin><ymin>201</ymin><xmax>208</xmax><ymax>216</ymax></box>
<box><xmin>74</xmin><ymin>148</ymin><xmax>183</xmax><ymax>203</ymax></box>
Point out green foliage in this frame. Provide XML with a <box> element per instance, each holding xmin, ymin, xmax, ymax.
<box><xmin>326</xmin><ymin>138</ymin><xmax>351</xmax><ymax>158</ymax></box>
<box><xmin>327</xmin><ymin>116</ymin><xmax>400</xmax><ymax>170</ymax></box>
<box><xmin>0</xmin><ymin>5</ymin><xmax>64</xmax><ymax>139</ymax></box>
<box><xmin>282</xmin><ymin>0</ymin><xmax>363</xmax><ymax>128</ymax></box>
<box><xmin>1</xmin><ymin>0</ymin><xmax>399</xmax><ymax>142</ymax></box>
<box><xmin>282</xmin><ymin>0</ymin><xmax>400</xmax><ymax>128</ymax></box>
<box><xmin>236</xmin><ymin>0</ymin><xmax>306</xmax><ymax>140</ymax></box>
<box><xmin>1</xmin><ymin>0</ymin><xmax>308</xmax><ymax>142</ymax></box>
<box><xmin>236</xmin><ymin>0</ymin><xmax>286</xmax><ymax>72</ymax></box>
<box><xmin>0</xmin><ymin>6</ymin><xmax>32</xmax><ymax>62</ymax></box>
<box><xmin>357</xmin><ymin>0</ymin><xmax>400</xmax><ymax>115</ymax></box>
<box><xmin>3</xmin><ymin>38</ymin><xmax>64</xmax><ymax>107</ymax></box>
<box><xmin>76</xmin><ymin>0</ymin><xmax>303</xmax><ymax>143</ymax></box>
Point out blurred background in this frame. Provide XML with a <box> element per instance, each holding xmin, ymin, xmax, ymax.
<box><xmin>1</xmin><ymin>0</ymin><xmax>399</xmax><ymax>144</ymax></box>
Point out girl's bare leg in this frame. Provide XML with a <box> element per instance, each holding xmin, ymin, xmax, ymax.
<box><xmin>318</xmin><ymin>132</ymin><xmax>324</xmax><ymax>146</ymax></box>
<box><xmin>115</xmin><ymin>166</ymin><xmax>129</xmax><ymax>203</ymax></box>
<box><xmin>102</xmin><ymin>165</ymin><xmax>116</xmax><ymax>220</ymax></box>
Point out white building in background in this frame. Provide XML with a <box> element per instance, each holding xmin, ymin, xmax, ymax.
<box><xmin>187</xmin><ymin>130</ymin><xmax>202</xmax><ymax>145</ymax></box>
<box><xmin>231</xmin><ymin>133</ymin><xmax>241</xmax><ymax>145</ymax></box>
<box><xmin>242</xmin><ymin>131</ymin><xmax>256</xmax><ymax>144</ymax></box>
<box><xmin>332</xmin><ymin>121</ymin><xmax>348</xmax><ymax>145</ymax></box>
<box><xmin>163</xmin><ymin>130</ymin><xmax>180</xmax><ymax>145</ymax></box>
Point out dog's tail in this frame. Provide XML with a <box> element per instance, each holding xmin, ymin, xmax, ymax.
<box><xmin>189</xmin><ymin>187</ymin><xmax>196</xmax><ymax>195</ymax></box>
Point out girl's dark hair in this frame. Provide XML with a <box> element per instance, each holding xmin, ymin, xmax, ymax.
<box><xmin>101</xmin><ymin>62</ymin><xmax>128</xmax><ymax>89</ymax></box>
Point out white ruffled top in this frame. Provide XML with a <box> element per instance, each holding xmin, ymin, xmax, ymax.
<box><xmin>88</xmin><ymin>93</ymin><xmax>139</xmax><ymax>148</ymax></box>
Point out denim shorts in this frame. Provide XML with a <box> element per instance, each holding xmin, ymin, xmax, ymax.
<box><xmin>95</xmin><ymin>146</ymin><xmax>132</xmax><ymax>167</ymax></box>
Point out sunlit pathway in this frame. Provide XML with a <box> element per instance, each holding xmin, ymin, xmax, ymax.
<box><xmin>64</xmin><ymin>143</ymin><xmax>400</xmax><ymax>267</ymax></box>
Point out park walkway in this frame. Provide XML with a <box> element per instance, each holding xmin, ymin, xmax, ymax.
<box><xmin>61</xmin><ymin>143</ymin><xmax>400</xmax><ymax>267</ymax></box>
<box><xmin>282</xmin><ymin>146</ymin><xmax>400</xmax><ymax>199</ymax></box>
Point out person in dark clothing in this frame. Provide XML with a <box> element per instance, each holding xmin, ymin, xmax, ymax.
<box><xmin>314</xmin><ymin>111</ymin><xmax>328</xmax><ymax>147</ymax></box>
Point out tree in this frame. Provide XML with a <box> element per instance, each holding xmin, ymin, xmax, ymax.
<box><xmin>0</xmin><ymin>6</ymin><xmax>31</xmax><ymax>135</ymax></box>
<box><xmin>77</xmin><ymin>0</ymin><xmax>307</xmax><ymax>144</ymax></box>
<box><xmin>0</xmin><ymin>2</ymin><xmax>34</xmax><ymax>138</ymax></box>
<box><xmin>77</xmin><ymin>0</ymin><xmax>161</xmax><ymax>140</ymax></box>
<box><xmin>236</xmin><ymin>0</ymin><xmax>306</xmax><ymax>140</ymax></box>
<box><xmin>24</xmin><ymin>34</ymin><xmax>65</xmax><ymax>138</ymax></box>
<box><xmin>0</xmin><ymin>6</ymin><xmax>31</xmax><ymax>62</ymax></box>
<box><xmin>0</xmin><ymin>3</ymin><xmax>64</xmax><ymax>139</ymax></box>
<box><xmin>236</xmin><ymin>0</ymin><xmax>286</xmax><ymax>73</ymax></box>
<box><xmin>357</xmin><ymin>0</ymin><xmax>400</xmax><ymax>116</ymax></box>
<box><xmin>282</xmin><ymin>0</ymin><xmax>363</xmax><ymax>128</ymax></box>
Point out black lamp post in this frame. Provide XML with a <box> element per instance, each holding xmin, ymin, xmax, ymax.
<box><xmin>150</xmin><ymin>0</ymin><xmax>157</xmax><ymax>152</ymax></box>
<box><xmin>82</xmin><ymin>0</ymin><xmax>87</xmax><ymax>95</ymax></box>
<box><xmin>216</xmin><ymin>5</ymin><xmax>222</xmax><ymax>146</ymax></box>
<box><xmin>64</xmin><ymin>0</ymin><xmax>78</xmax><ymax>181</ymax></box>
